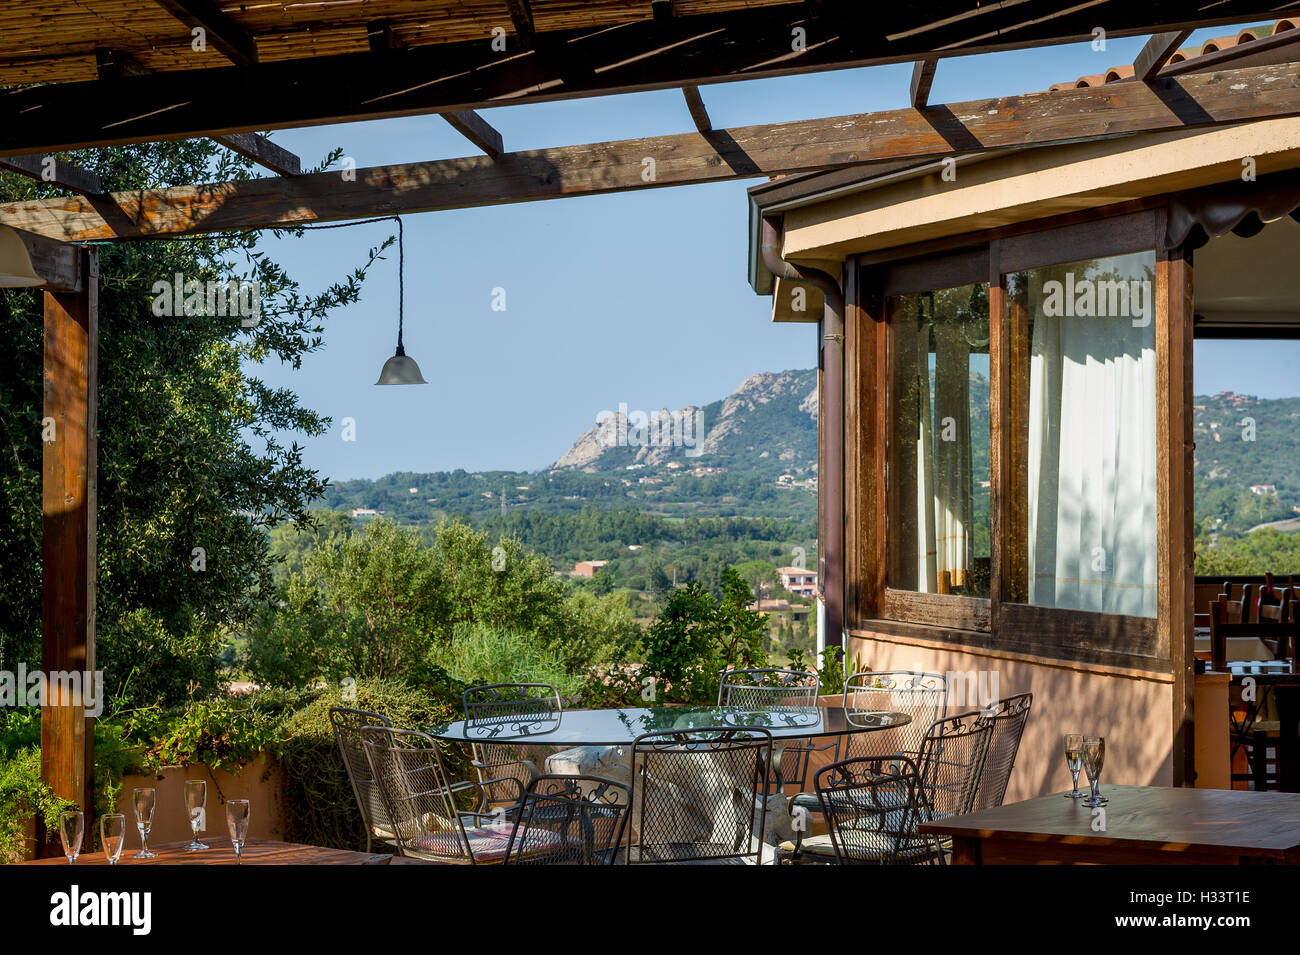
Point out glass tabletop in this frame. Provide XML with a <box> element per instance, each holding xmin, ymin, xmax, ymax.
<box><xmin>433</xmin><ymin>706</ymin><xmax>911</xmax><ymax>746</ymax></box>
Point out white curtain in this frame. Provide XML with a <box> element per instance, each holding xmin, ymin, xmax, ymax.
<box><xmin>932</xmin><ymin>321</ymin><xmax>973</xmax><ymax>590</ymax></box>
<box><xmin>1026</xmin><ymin>257</ymin><xmax>1158</xmax><ymax>617</ymax></box>
<box><xmin>913</xmin><ymin>323</ymin><xmax>937</xmax><ymax>593</ymax></box>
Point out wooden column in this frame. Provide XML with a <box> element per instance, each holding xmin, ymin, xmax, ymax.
<box><xmin>1155</xmin><ymin>216</ymin><xmax>1195</xmax><ymax>787</ymax></box>
<box><xmin>40</xmin><ymin>246</ymin><xmax>97</xmax><ymax>831</ymax></box>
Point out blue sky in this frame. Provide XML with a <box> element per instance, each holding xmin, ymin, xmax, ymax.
<box><xmin>248</xmin><ymin>25</ymin><xmax>1300</xmax><ymax>482</ymax></box>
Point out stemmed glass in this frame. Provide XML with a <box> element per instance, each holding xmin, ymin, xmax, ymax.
<box><xmin>1063</xmin><ymin>733</ymin><xmax>1085</xmax><ymax>798</ymax></box>
<box><xmin>59</xmin><ymin>810</ymin><xmax>83</xmax><ymax>865</ymax></box>
<box><xmin>1081</xmin><ymin>736</ymin><xmax>1109</xmax><ymax>807</ymax></box>
<box><xmin>226</xmin><ymin>799</ymin><xmax>251</xmax><ymax>864</ymax></box>
<box><xmin>101</xmin><ymin>814</ymin><xmax>126</xmax><ymax>865</ymax></box>
<box><xmin>183</xmin><ymin>779</ymin><xmax>209</xmax><ymax>851</ymax></box>
<box><xmin>132</xmin><ymin>787</ymin><xmax>156</xmax><ymax>859</ymax></box>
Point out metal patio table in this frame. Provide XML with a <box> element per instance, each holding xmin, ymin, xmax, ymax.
<box><xmin>433</xmin><ymin>705</ymin><xmax>911</xmax><ymax>748</ymax></box>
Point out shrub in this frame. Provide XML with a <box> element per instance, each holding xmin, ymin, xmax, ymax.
<box><xmin>274</xmin><ymin>678</ymin><xmax>464</xmax><ymax>850</ymax></box>
<box><xmin>426</xmin><ymin>624</ymin><xmax>582</xmax><ymax>699</ymax></box>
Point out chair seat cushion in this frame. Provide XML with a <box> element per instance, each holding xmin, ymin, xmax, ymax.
<box><xmin>412</xmin><ymin>826</ymin><xmax>562</xmax><ymax>863</ymax></box>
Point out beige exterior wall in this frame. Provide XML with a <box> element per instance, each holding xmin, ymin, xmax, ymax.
<box><xmin>112</xmin><ymin>757</ymin><xmax>285</xmax><ymax>847</ymax></box>
<box><xmin>779</xmin><ymin>117</ymin><xmax>1300</xmax><ymax>264</ymax></box>
<box><xmin>847</xmin><ymin>632</ymin><xmax>1174</xmax><ymax>802</ymax></box>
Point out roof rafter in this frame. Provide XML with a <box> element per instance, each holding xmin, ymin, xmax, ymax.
<box><xmin>5</xmin><ymin>61</ymin><xmax>1299</xmax><ymax>244</ymax></box>
<box><xmin>682</xmin><ymin>85</ymin><xmax>712</xmax><ymax>133</ymax></box>
<box><xmin>1135</xmin><ymin>30</ymin><xmax>1192</xmax><ymax>80</ymax></box>
<box><xmin>151</xmin><ymin>0</ymin><xmax>259</xmax><ymax>65</ymax></box>
<box><xmin>5</xmin><ymin>4</ymin><xmax>1300</xmax><ymax>156</ymax></box>
<box><xmin>910</xmin><ymin>58</ymin><xmax>937</xmax><ymax>108</ymax></box>
<box><xmin>0</xmin><ymin>155</ymin><xmax>104</xmax><ymax>196</ymax></box>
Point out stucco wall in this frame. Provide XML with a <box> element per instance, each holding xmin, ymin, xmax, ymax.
<box><xmin>846</xmin><ymin>632</ymin><xmax>1174</xmax><ymax>802</ymax></box>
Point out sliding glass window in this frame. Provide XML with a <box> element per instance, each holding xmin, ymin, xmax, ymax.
<box><xmin>1004</xmin><ymin>252</ymin><xmax>1158</xmax><ymax>619</ymax></box>
<box><xmin>887</xmin><ymin>281</ymin><xmax>992</xmax><ymax>599</ymax></box>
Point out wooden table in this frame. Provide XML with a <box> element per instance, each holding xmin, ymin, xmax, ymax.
<box><xmin>21</xmin><ymin>836</ymin><xmax>397</xmax><ymax>865</ymax></box>
<box><xmin>919</xmin><ymin>786</ymin><xmax>1300</xmax><ymax>864</ymax></box>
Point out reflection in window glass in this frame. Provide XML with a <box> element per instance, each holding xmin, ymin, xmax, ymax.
<box><xmin>1007</xmin><ymin>251</ymin><xmax>1157</xmax><ymax>618</ymax></box>
<box><xmin>888</xmin><ymin>283</ymin><xmax>991</xmax><ymax>598</ymax></box>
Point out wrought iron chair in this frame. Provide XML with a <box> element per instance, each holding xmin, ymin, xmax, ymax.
<box><xmin>718</xmin><ymin>667</ymin><xmax>827</xmax><ymax>793</ymax></box>
<box><xmin>911</xmin><ymin>711</ymin><xmax>994</xmax><ymax>863</ymax></box>
<box><xmin>813</xmin><ymin>755</ymin><xmax>926</xmax><ymax>864</ymax></box>
<box><xmin>971</xmin><ymin>692</ymin><xmax>1033</xmax><ymax>812</ymax></box>
<box><xmin>787</xmin><ymin>670</ymin><xmax>947</xmax><ymax>846</ymax></box>
<box><xmin>503</xmin><ymin>774</ymin><xmax>632</xmax><ymax>866</ymax></box>
<box><xmin>462</xmin><ymin>682</ymin><xmax>562</xmax><ymax>806</ymax></box>
<box><xmin>361</xmin><ymin>725</ymin><xmax>540</xmax><ymax>865</ymax></box>
<box><xmin>328</xmin><ymin>706</ymin><xmax>394</xmax><ymax>852</ymax></box>
<box><xmin>627</xmin><ymin>727</ymin><xmax>774</xmax><ymax>865</ymax></box>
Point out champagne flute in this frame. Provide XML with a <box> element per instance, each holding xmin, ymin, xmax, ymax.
<box><xmin>132</xmin><ymin>787</ymin><xmax>156</xmax><ymax>859</ymax></box>
<box><xmin>59</xmin><ymin>810</ymin><xmax>83</xmax><ymax>865</ymax></box>
<box><xmin>1081</xmin><ymin>736</ymin><xmax>1108</xmax><ymax>807</ymax></box>
<box><xmin>226</xmin><ymin>799</ymin><xmax>251</xmax><ymax>865</ymax></box>
<box><xmin>183</xmin><ymin>779</ymin><xmax>209</xmax><ymax>851</ymax></box>
<box><xmin>101</xmin><ymin>814</ymin><xmax>126</xmax><ymax>865</ymax></box>
<box><xmin>1063</xmin><ymin>733</ymin><xmax>1085</xmax><ymax>798</ymax></box>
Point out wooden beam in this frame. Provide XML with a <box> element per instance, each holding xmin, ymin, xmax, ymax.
<box><xmin>212</xmin><ymin>132</ymin><xmax>302</xmax><ymax>177</ymax></box>
<box><xmin>441</xmin><ymin>111</ymin><xmax>504</xmax><ymax>160</ymax></box>
<box><xmin>1134</xmin><ymin>30</ymin><xmax>1191</xmax><ymax>80</ymax></box>
<box><xmin>94</xmin><ymin>48</ymin><xmax>150</xmax><ymax>81</ymax></box>
<box><xmin>503</xmin><ymin>0</ymin><xmax>535</xmax><ymax>49</ymax></box>
<box><xmin>681</xmin><ymin>85</ymin><xmax>712</xmax><ymax>133</ymax></box>
<box><xmin>17</xmin><ymin>229</ymin><xmax>84</xmax><ymax>292</ymax></box>
<box><xmin>96</xmin><ymin>50</ymin><xmax>300</xmax><ymax>177</ymax></box>
<box><xmin>367</xmin><ymin>20</ymin><xmax>407</xmax><ymax>56</ymax></box>
<box><xmin>152</xmin><ymin>0</ymin><xmax>259</xmax><ymax>65</ymax></box>
<box><xmin>40</xmin><ymin>247</ymin><xmax>98</xmax><ymax>851</ymax></box>
<box><xmin>5</xmin><ymin>4</ymin><xmax>1300</xmax><ymax>156</ymax></box>
<box><xmin>5</xmin><ymin>61</ymin><xmax>1300</xmax><ymax>243</ymax></box>
<box><xmin>0</xmin><ymin>155</ymin><xmax>103</xmax><ymax>196</ymax></box>
<box><xmin>1157</xmin><ymin>25</ymin><xmax>1300</xmax><ymax>77</ymax></box>
<box><xmin>910</xmin><ymin>58</ymin><xmax>937</xmax><ymax>108</ymax></box>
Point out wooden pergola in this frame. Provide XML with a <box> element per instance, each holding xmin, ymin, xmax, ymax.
<box><xmin>6</xmin><ymin>0</ymin><xmax>1300</xmax><ymax>830</ymax></box>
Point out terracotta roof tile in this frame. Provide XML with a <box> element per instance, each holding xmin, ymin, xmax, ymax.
<box><xmin>1048</xmin><ymin>19</ymin><xmax>1297</xmax><ymax>92</ymax></box>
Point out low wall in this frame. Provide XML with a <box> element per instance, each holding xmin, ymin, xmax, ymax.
<box><xmin>113</xmin><ymin>756</ymin><xmax>285</xmax><ymax>848</ymax></box>
<box><xmin>840</xmin><ymin>633</ymin><xmax>1175</xmax><ymax>802</ymax></box>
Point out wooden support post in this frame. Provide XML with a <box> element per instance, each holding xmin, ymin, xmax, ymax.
<box><xmin>40</xmin><ymin>247</ymin><xmax>97</xmax><ymax>850</ymax></box>
<box><xmin>1156</xmin><ymin>220</ymin><xmax>1195</xmax><ymax>787</ymax></box>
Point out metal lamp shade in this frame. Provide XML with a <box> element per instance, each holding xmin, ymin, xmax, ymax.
<box><xmin>0</xmin><ymin>225</ymin><xmax>42</xmax><ymax>287</ymax></box>
<box><xmin>375</xmin><ymin>345</ymin><xmax>428</xmax><ymax>385</ymax></box>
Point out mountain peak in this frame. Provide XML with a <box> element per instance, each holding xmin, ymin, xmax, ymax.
<box><xmin>551</xmin><ymin>368</ymin><xmax>818</xmax><ymax>473</ymax></box>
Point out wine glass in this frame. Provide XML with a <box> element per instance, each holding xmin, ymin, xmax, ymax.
<box><xmin>101</xmin><ymin>814</ymin><xmax>126</xmax><ymax>865</ymax></box>
<box><xmin>1063</xmin><ymin>733</ymin><xmax>1085</xmax><ymax>798</ymax></box>
<box><xmin>226</xmin><ymin>799</ymin><xmax>251</xmax><ymax>865</ymax></box>
<box><xmin>1081</xmin><ymin>736</ymin><xmax>1108</xmax><ymax>807</ymax></box>
<box><xmin>132</xmin><ymin>787</ymin><xmax>156</xmax><ymax>859</ymax></box>
<box><xmin>183</xmin><ymin>779</ymin><xmax>209</xmax><ymax>851</ymax></box>
<box><xmin>59</xmin><ymin>810</ymin><xmax>83</xmax><ymax>865</ymax></box>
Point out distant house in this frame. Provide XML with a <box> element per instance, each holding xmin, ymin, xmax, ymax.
<box><xmin>350</xmin><ymin>508</ymin><xmax>382</xmax><ymax>518</ymax></box>
<box><xmin>1250</xmin><ymin>484</ymin><xmax>1277</xmax><ymax>495</ymax></box>
<box><xmin>573</xmin><ymin>560</ymin><xmax>609</xmax><ymax>578</ymax></box>
<box><xmin>776</xmin><ymin>566</ymin><xmax>817</xmax><ymax>597</ymax></box>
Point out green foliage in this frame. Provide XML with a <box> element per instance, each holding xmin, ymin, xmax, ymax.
<box><xmin>641</xmin><ymin>568</ymin><xmax>768</xmax><ymax>704</ymax></box>
<box><xmin>426</xmin><ymin>624</ymin><xmax>582</xmax><ymax>698</ymax></box>
<box><xmin>124</xmin><ymin>694</ymin><xmax>284</xmax><ymax>774</ymax></box>
<box><xmin>1195</xmin><ymin>527</ymin><xmax>1300</xmax><ymax>576</ymax></box>
<box><xmin>0</xmin><ymin>745</ymin><xmax>69</xmax><ymax>864</ymax></box>
<box><xmin>98</xmin><ymin>608</ymin><xmax>226</xmax><ymax>708</ymax></box>
<box><xmin>247</xmin><ymin>516</ymin><xmax>640</xmax><ymax>688</ymax></box>
<box><xmin>0</xmin><ymin>140</ymin><xmax>387</xmax><ymax>695</ymax></box>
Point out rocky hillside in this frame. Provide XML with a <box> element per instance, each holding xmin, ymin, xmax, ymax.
<box><xmin>552</xmin><ymin>369</ymin><xmax>818</xmax><ymax>479</ymax></box>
